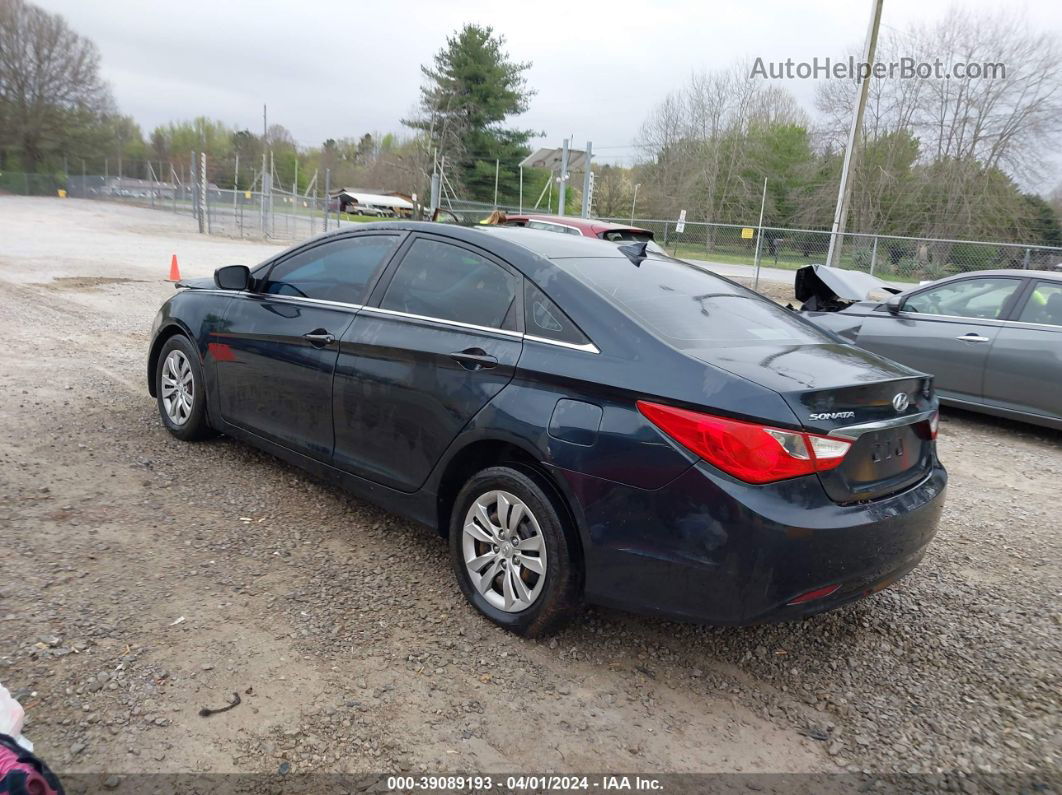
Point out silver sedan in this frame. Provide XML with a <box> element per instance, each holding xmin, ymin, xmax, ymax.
<box><xmin>800</xmin><ymin>268</ymin><xmax>1062</xmax><ymax>431</ymax></box>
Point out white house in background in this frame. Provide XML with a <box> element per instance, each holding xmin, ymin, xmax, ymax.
<box><xmin>330</xmin><ymin>188</ymin><xmax>414</xmax><ymax>217</ymax></box>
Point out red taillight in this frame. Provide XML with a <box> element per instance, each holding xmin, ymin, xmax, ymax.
<box><xmin>914</xmin><ymin>410</ymin><xmax>939</xmax><ymax>441</ymax></box>
<box><xmin>636</xmin><ymin>401</ymin><xmax>853</xmax><ymax>485</ymax></box>
<box><xmin>787</xmin><ymin>583</ymin><xmax>841</xmax><ymax>605</ymax></box>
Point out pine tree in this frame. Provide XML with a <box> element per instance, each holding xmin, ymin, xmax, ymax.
<box><xmin>405</xmin><ymin>24</ymin><xmax>536</xmax><ymax>203</ymax></box>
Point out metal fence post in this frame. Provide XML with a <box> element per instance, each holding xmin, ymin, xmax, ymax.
<box><xmin>870</xmin><ymin>235</ymin><xmax>878</xmax><ymax>275</ymax></box>
<box><xmin>200</xmin><ymin>152</ymin><xmax>208</xmax><ymax>234</ymax></box>
<box><xmin>323</xmin><ymin>169</ymin><xmax>331</xmax><ymax>232</ymax></box>
<box><xmin>1023</xmin><ymin>248</ymin><xmax>1031</xmax><ymax>269</ymax></box>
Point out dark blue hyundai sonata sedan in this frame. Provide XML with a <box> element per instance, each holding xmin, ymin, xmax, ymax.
<box><xmin>147</xmin><ymin>222</ymin><xmax>946</xmax><ymax>636</ymax></box>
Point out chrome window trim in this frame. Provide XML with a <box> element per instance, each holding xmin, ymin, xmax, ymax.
<box><xmin>192</xmin><ymin>289</ymin><xmax>365</xmax><ymax>313</ymax></box>
<box><xmin>1000</xmin><ymin>318</ymin><xmax>1062</xmax><ymax>331</ymax></box>
<box><xmin>359</xmin><ymin>305</ymin><xmax>524</xmax><ymax>339</ymax></box>
<box><xmin>249</xmin><ymin>293</ymin><xmax>365</xmax><ymax>312</ymax></box>
<box><xmin>830</xmin><ymin>409</ymin><xmax>936</xmax><ymax>441</ymax></box>
<box><xmin>182</xmin><ymin>289</ymin><xmax>600</xmax><ymax>352</ymax></box>
<box><xmin>523</xmin><ymin>334</ymin><xmax>600</xmax><ymax>354</ymax></box>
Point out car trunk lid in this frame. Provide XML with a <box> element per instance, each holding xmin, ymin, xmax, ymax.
<box><xmin>691</xmin><ymin>341</ymin><xmax>936</xmax><ymax>502</ymax></box>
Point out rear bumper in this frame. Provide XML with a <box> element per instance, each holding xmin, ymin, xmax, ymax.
<box><xmin>554</xmin><ymin>461</ymin><xmax>946</xmax><ymax>625</ymax></box>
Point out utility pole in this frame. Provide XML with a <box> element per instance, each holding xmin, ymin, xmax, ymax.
<box><xmin>825</xmin><ymin>0</ymin><xmax>884</xmax><ymax>268</ymax></box>
<box><xmin>429</xmin><ymin>147</ymin><xmax>441</xmax><ymax>215</ymax></box>
<box><xmin>580</xmin><ymin>141</ymin><xmax>593</xmax><ymax>218</ymax></box>
<box><xmin>630</xmin><ymin>183</ymin><xmax>641</xmax><ymax>224</ymax></box>
<box><xmin>557</xmin><ymin>138</ymin><xmax>570</xmax><ymax>217</ymax></box>
<box><xmin>752</xmin><ymin>178</ymin><xmax>768</xmax><ymax>290</ymax></box>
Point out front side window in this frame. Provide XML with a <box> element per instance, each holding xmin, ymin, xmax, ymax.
<box><xmin>902</xmin><ymin>277</ymin><xmax>1020</xmax><ymax>320</ymax></box>
<box><xmin>381</xmin><ymin>239</ymin><xmax>517</xmax><ymax>330</ymax></box>
<box><xmin>1018</xmin><ymin>281</ymin><xmax>1062</xmax><ymax>326</ymax></box>
<box><xmin>262</xmin><ymin>235</ymin><xmax>400</xmax><ymax>304</ymax></box>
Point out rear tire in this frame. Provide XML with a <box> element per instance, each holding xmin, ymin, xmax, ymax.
<box><xmin>449</xmin><ymin>466</ymin><xmax>581</xmax><ymax>637</ymax></box>
<box><xmin>155</xmin><ymin>335</ymin><xmax>213</xmax><ymax>441</ymax></box>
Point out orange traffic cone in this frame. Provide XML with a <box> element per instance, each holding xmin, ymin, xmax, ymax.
<box><xmin>167</xmin><ymin>254</ymin><xmax>181</xmax><ymax>282</ymax></box>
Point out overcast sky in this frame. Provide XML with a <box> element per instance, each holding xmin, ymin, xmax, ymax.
<box><xmin>33</xmin><ymin>0</ymin><xmax>1062</xmax><ymax>186</ymax></box>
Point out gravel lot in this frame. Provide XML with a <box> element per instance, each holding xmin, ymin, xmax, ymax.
<box><xmin>0</xmin><ymin>197</ymin><xmax>1059</xmax><ymax>785</ymax></box>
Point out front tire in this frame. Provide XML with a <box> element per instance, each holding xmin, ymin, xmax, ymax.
<box><xmin>155</xmin><ymin>335</ymin><xmax>212</xmax><ymax>441</ymax></box>
<box><xmin>449</xmin><ymin>466</ymin><xmax>581</xmax><ymax>637</ymax></box>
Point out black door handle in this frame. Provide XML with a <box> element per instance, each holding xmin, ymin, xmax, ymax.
<box><xmin>303</xmin><ymin>329</ymin><xmax>335</xmax><ymax>347</ymax></box>
<box><xmin>449</xmin><ymin>347</ymin><xmax>498</xmax><ymax>370</ymax></box>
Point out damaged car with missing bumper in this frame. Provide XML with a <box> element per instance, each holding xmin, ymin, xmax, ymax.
<box><xmin>797</xmin><ymin>264</ymin><xmax>1062</xmax><ymax>431</ymax></box>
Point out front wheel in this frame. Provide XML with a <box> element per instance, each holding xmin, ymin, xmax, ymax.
<box><xmin>155</xmin><ymin>335</ymin><xmax>213</xmax><ymax>441</ymax></box>
<box><xmin>449</xmin><ymin>466</ymin><xmax>581</xmax><ymax>637</ymax></box>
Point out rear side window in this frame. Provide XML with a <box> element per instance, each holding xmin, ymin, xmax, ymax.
<box><xmin>1017</xmin><ymin>281</ymin><xmax>1062</xmax><ymax>326</ymax></box>
<box><xmin>263</xmin><ymin>235</ymin><xmax>399</xmax><ymax>303</ymax></box>
<box><xmin>381</xmin><ymin>239</ymin><xmax>517</xmax><ymax>330</ymax></box>
<box><xmin>524</xmin><ymin>283</ymin><xmax>590</xmax><ymax>346</ymax></box>
<box><xmin>600</xmin><ymin>229</ymin><xmax>653</xmax><ymax>243</ymax></box>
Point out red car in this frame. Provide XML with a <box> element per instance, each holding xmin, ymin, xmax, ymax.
<box><xmin>501</xmin><ymin>214</ymin><xmax>655</xmax><ymax>243</ymax></box>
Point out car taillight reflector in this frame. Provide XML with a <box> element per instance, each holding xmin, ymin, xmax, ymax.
<box><xmin>787</xmin><ymin>584</ymin><xmax>841</xmax><ymax>605</ymax></box>
<box><xmin>636</xmin><ymin>401</ymin><xmax>853</xmax><ymax>485</ymax></box>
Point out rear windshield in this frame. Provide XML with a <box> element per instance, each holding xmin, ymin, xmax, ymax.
<box><xmin>599</xmin><ymin>229</ymin><xmax>653</xmax><ymax>243</ymax></box>
<box><xmin>563</xmin><ymin>257</ymin><xmax>831</xmax><ymax>348</ymax></box>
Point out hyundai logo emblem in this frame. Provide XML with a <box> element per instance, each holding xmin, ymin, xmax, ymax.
<box><xmin>892</xmin><ymin>393</ymin><xmax>910</xmax><ymax>412</ymax></box>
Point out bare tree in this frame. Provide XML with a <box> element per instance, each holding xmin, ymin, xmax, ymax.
<box><xmin>815</xmin><ymin>7</ymin><xmax>1062</xmax><ymax>239</ymax></box>
<box><xmin>0</xmin><ymin>0</ymin><xmax>111</xmax><ymax>168</ymax></box>
<box><xmin>637</xmin><ymin>63</ymin><xmax>806</xmax><ymax>231</ymax></box>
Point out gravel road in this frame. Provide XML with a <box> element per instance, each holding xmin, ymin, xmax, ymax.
<box><xmin>0</xmin><ymin>198</ymin><xmax>1058</xmax><ymax>786</ymax></box>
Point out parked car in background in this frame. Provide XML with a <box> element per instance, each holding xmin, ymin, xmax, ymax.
<box><xmin>148</xmin><ymin>224</ymin><xmax>946</xmax><ymax>636</ymax></box>
<box><xmin>799</xmin><ymin>265</ymin><xmax>1062</xmax><ymax>431</ymax></box>
<box><xmin>501</xmin><ymin>214</ymin><xmax>654</xmax><ymax>243</ymax></box>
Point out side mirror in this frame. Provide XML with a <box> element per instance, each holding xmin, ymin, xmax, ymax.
<box><xmin>214</xmin><ymin>265</ymin><xmax>250</xmax><ymax>291</ymax></box>
<box><xmin>885</xmin><ymin>295</ymin><xmax>902</xmax><ymax>315</ymax></box>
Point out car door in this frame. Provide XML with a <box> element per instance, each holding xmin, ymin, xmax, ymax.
<box><xmin>214</xmin><ymin>233</ymin><xmax>403</xmax><ymax>459</ymax></box>
<box><xmin>981</xmin><ymin>279</ymin><xmax>1062</xmax><ymax>421</ymax></box>
<box><xmin>332</xmin><ymin>235</ymin><xmax>523</xmax><ymax>491</ymax></box>
<box><xmin>854</xmin><ymin>276</ymin><xmax>1025</xmax><ymax>401</ymax></box>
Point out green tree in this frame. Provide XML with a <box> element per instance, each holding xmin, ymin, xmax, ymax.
<box><xmin>0</xmin><ymin>0</ymin><xmax>113</xmax><ymax>170</ymax></box>
<box><xmin>1021</xmin><ymin>194</ymin><xmax>1062</xmax><ymax>247</ymax></box>
<box><xmin>405</xmin><ymin>24</ymin><xmax>536</xmax><ymax>202</ymax></box>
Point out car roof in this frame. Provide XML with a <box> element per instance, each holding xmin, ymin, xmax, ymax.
<box><xmin>334</xmin><ymin>220</ymin><xmax>631</xmax><ymax>261</ymax></box>
<box><xmin>504</xmin><ymin>214</ymin><xmax>650</xmax><ymax>236</ymax></box>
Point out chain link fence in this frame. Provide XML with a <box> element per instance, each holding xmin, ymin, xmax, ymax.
<box><xmin>3</xmin><ymin>167</ymin><xmax>384</xmax><ymax>241</ymax></box>
<box><xmin>607</xmin><ymin>218</ymin><xmax>1062</xmax><ymax>283</ymax></box>
<box><xmin>4</xmin><ymin>168</ymin><xmax>1060</xmax><ymax>280</ymax></box>
<box><xmin>57</xmin><ymin>174</ymin><xmax>348</xmax><ymax>241</ymax></box>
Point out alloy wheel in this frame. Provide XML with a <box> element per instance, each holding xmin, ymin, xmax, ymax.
<box><xmin>462</xmin><ymin>490</ymin><xmax>548</xmax><ymax>612</ymax></box>
<box><xmin>160</xmin><ymin>349</ymin><xmax>194</xmax><ymax>426</ymax></box>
